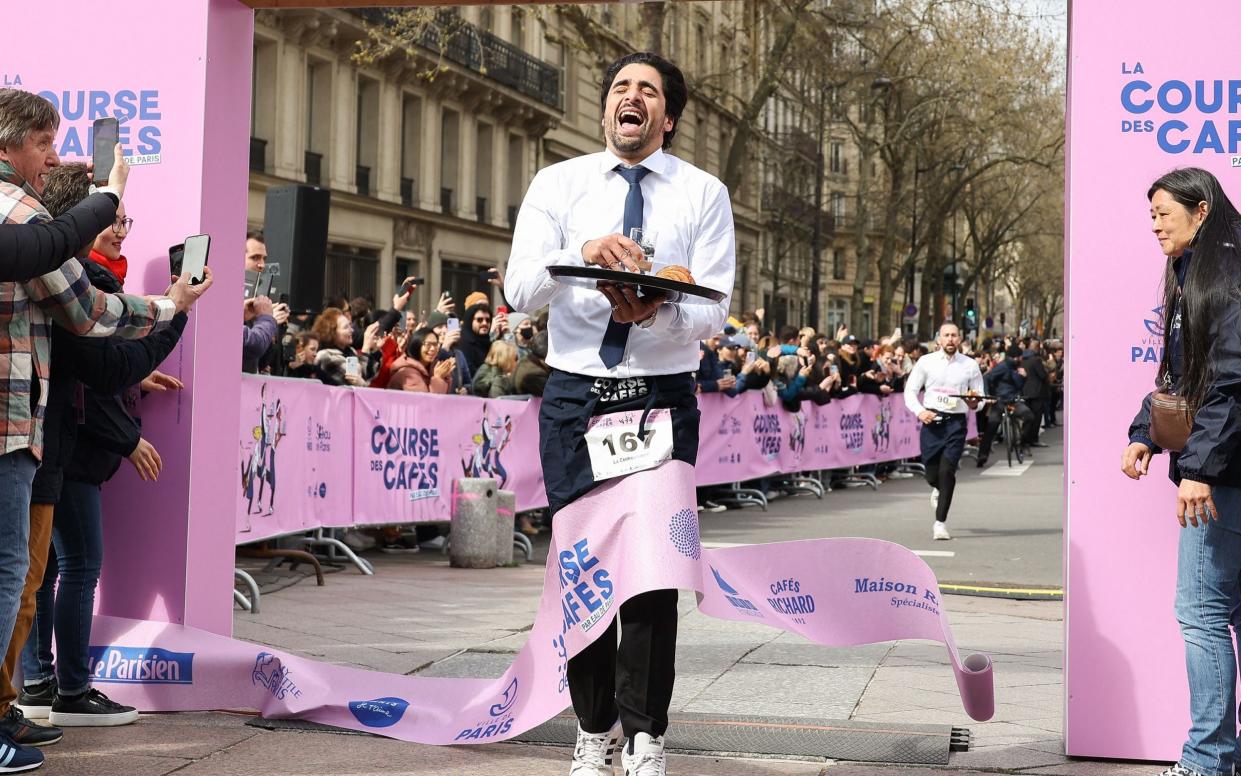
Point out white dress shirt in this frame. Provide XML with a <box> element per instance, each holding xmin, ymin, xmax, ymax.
<box><xmin>504</xmin><ymin>148</ymin><xmax>735</xmax><ymax>378</ymax></box>
<box><xmin>903</xmin><ymin>349</ymin><xmax>985</xmax><ymax>416</ymax></box>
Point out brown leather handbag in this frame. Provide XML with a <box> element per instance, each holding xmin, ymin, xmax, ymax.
<box><xmin>1149</xmin><ymin>392</ymin><xmax>1193</xmax><ymax>452</ymax></box>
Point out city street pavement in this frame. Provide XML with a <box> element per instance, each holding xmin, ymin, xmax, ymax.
<box><xmin>39</xmin><ymin>429</ymin><xmax>1164</xmax><ymax>775</ymax></box>
<box><xmin>698</xmin><ymin>426</ymin><xmax>1065</xmax><ymax>591</ymax></box>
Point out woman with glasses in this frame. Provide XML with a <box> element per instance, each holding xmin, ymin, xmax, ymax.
<box><xmin>388</xmin><ymin>327</ymin><xmax>454</xmax><ymax>394</ymax></box>
<box><xmin>84</xmin><ymin>206</ymin><xmax>132</xmax><ymax>285</ymax></box>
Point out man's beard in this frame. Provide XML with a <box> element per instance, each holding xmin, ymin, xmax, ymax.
<box><xmin>942</xmin><ymin>344</ymin><xmax>957</xmax><ymax>355</ymax></box>
<box><xmin>606</xmin><ymin>119</ymin><xmax>654</xmax><ymax>154</ymax></box>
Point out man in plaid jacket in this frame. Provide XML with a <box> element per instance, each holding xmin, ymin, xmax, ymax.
<box><xmin>0</xmin><ymin>89</ymin><xmax>212</xmax><ymax>770</ymax></box>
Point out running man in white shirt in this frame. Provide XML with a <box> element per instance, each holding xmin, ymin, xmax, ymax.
<box><xmin>903</xmin><ymin>323</ymin><xmax>984</xmax><ymax>540</ymax></box>
<box><xmin>506</xmin><ymin>52</ymin><xmax>734</xmax><ymax>776</ymax></box>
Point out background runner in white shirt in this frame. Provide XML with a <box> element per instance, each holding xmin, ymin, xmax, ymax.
<box><xmin>903</xmin><ymin>323</ymin><xmax>984</xmax><ymax>540</ymax></box>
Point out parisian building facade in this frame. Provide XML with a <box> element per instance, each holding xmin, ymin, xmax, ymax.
<box><xmin>248</xmin><ymin>4</ymin><xmax>892</xmax><ymax>335</ymax></box>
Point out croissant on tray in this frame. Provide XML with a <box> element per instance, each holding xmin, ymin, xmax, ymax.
<box><xmin>655</xmin><ymin>265</ymin><xmax>695</xmax><ymax>284</ymax></box>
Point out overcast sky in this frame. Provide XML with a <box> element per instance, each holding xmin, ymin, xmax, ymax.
<box><xmin>1013</xmin><ymin>0</ymin><xmax>1067</xmax><ymax>49</ymax></box>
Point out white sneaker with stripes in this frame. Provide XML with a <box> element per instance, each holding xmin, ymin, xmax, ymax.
<box><xmin>569</xmin><ymin>719</ymin><xmax>624</xmax><ymax>775</ymax></box>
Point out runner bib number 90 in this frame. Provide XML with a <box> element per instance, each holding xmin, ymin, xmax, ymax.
<box><xmin>926</xmin><ymin>387</ymin><xmax>960</xmax><ymax>411</ymax></box>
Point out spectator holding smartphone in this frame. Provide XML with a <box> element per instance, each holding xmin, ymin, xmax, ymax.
<box><xmin>427</xmin><ymin>311</ymin><xmax>472</xmax><ymax>393</ymax></box>
<box><xmin>241</xmin><ymin>231</ymin><xmax>281</xmax><ymax>374</ymax></box>
<box><xmin>14</xmin><ymin>164</ymin><xmax>197</xmax><ymax>733</ymax></box>
<box><xmin>310</xmin><ymin>308</ymin><xmax>364</xmax><ymax>386</ymax></box>
<box><xmin>0</xmin><ymin>90</ymin><xmax>206</xmax><ymax>768</ymax></box>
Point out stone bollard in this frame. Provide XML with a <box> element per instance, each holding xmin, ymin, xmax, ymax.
<box><xmin>495</xmin><ymin>490</ymin><xmax>516</xmax><ymax>566</ymax></box>
<box><xmin>450</xmin><ymin>478</ymin><xmax>498</xmax><ymax>569</ymax></box>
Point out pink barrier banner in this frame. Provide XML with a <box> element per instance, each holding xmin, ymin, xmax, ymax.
<box><xmin>99</xmin><ymin>460</ymin><xmax>993</xmax><ymax>739</ymax></box>
<box><xmin>237</xmin><ymin>376</ymin><xmax>978</xmax><ymax>539</ymax></box>
<box><xmin>236</xmin><ymin>377</ymin><xmax>354</xmax><ymax>542</ymax></box>
<box><xmin>692</xmin><ymin>392</ymin><xmax>938</xmax><ymax>485</ymax></box>
<box><xmin>351</xmin><ymin>388</ymin><xmax>537</xmax><ymax>525</ymax></box>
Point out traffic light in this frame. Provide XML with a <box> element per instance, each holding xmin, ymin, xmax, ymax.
<box><xmin>963</xmin><ymin>298</ymin><xmax>978</xmax><ymax>333</ymax></box>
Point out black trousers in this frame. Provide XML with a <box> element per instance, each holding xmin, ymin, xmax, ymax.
<box><xmin>1023</xmin><ymin>398</ymin><xmax>1045</xmax><ymax>443</ymax></box>
<box><xmin>538</xmin><ymin>369</ymin><xmax>700</xmax><ymax>738</ymax></box>
<box><xmin>920</xmin><ymin>414</ymin><xmax>967</xmax><ymax>524</ymax></box>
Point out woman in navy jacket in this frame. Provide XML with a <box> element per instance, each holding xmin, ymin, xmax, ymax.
<box><xmin>1123</xmin><ymin>167</ymin><xmax>1241</xmax><ymax>776</ymax></box>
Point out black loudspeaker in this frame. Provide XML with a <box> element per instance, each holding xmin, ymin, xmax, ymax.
<box><xmin>263</xmin><ymin>184</ymin><xmax>331</xmax><ymax>312</ymax></box>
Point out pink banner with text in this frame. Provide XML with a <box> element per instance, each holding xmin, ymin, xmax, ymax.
<box><xmin>237</xmin><ymin>376</ymin><xmax>965</xmax><ymax>542</ymax></box>
<box><xmin>1062</xmin><ymin>0</ymin><xmax>1241</xmax><ymax>760</ymax></box>
<box><xmin>106</xmin><ymin>461</ymin><xmax>994</xmax><ymax>740</ymax></box>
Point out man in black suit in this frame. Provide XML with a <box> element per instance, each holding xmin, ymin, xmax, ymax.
<box><xmin>1020</xmin><ymin>339</ymin><xmax>1050</xmax><ymax>447</ymax></box>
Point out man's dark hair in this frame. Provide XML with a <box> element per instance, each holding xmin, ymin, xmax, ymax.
<box><xmin>42</xmin><ymin>163</ymin><xmax>90</xmax><ymax>218</ymax></box>
<box><xmin>349</xmin><ymin>296</ymin><xmax>372</xmax><ymax>323</ymax></box>
<box><xmin>246</xmin><ymin>229</ymin><xmax>265</xmax><ymax>244</ymax></box>
<box><xmin>599</xmin><ymin>52</ymin><xmax>688</xmax><ymax>150</ymax></box>
<box><xmin>777</xmin><ymin>325</ymin><xmax>799</xmax><ymax>344</ymax></box>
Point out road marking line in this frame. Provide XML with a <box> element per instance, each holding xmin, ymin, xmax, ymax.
<box><xmin>707</xmin><ymin>543</ymin><xmax>955</xmax><ymax>558</ymax></box>
<box><xmin>980</xmin><ymin>460</ymin><xmax>1033</xmax><ymax>476</ymax></box>
<box><xmin>940</xmin><ymin>583</ymin><xmax>1063</xmax><ymax>596</ymax></box>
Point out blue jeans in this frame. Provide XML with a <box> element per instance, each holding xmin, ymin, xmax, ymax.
<box><xmin>1174</xmin><ymin>483</ymin><xmax>1241</xmax><ymax>776</ymax></box>
<box><xmin>20</xmin><ymin>482</ymin><xmax>103</xmax><ymax>696</ymax></box>
<box><xmin>0</xmin><ymin>452</ymin><xmax>37</xmax><ymax>690</ymax></box>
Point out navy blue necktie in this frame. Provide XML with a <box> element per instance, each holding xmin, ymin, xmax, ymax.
<box><xmin>599</xmin><ymin>165</ymin><xmax>650</xmax><ymax>368</ymax></box>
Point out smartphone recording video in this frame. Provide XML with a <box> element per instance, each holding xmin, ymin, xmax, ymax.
<box><xmin>92</xmin><ymin>118</ymin><xmax>119</xmax><ymax>185</ymax></box>
<box><xmin>180</xmin><ymin>234</ymin><xmax>211</xmax><ymax>286</ymax></box>
<box><xmin>168</xmin><ymin>243</ymin><xmax>185</xmax><ymax>279</ymax></box>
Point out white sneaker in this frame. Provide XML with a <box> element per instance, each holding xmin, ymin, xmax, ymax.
<box><xmin>931</xmin><ymin>488</ymin><xmax>939</xmax><ymax>509</ymax></box>
<box><xmin>570</xmin><ymin>719</ymin><xmax>624</xmax><ymax>775</ymax></box>
<box><xmin>622</xmin><ymin>732</ymin><xmax>667</xmax><ymax>776</ymax></box>
<box><xmin>933</xmin><ymin>521</ymin><xmax>951</xmax><ymax>541</ymax></box>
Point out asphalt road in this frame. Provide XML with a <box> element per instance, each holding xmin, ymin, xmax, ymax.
<box><xmin>697</xmin><ymin>426</ymin><xmax>1065</xmax><ymax>590</ymax></box>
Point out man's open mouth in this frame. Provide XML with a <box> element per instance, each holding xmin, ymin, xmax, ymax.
<box><xmin>617</xmin><ymin>106</ymin><xmax>645</xmax><ymax>131</ymax></box>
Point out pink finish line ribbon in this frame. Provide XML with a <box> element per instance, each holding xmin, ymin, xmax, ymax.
<box><xmin>91</xmin><ymin>461</ymin><xmax>993</xmax><ymax>740</ymax></box>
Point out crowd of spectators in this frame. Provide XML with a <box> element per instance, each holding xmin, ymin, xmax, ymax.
<box><xmin>239</xmin><ymin>247</ymin><xmax>551</xmax><ymax>402</ymax></box>
<box><xmin>690</xmin><ymin>310</ymin><xmax>1062</xmax><ymax>438</ymax></box>
<box><xmin>238</xmin><ymin>259</ymin><xmax>1063</xmax><ymax>517</ymax></box>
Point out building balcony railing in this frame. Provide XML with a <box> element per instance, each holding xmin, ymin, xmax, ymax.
<box><xmin>249</xmin><ymin>137</ymin><xmax>267</xmax><ymax>173</ymax></box>
<box><xmin>776</xmin><ymin>128</ymin><xmax>818</xmax><ymax>161</ymax></box>
<box><xmin>349</xmin><ymin>9</ymin><xmax>560</xmax><ymax>110</ymax></box>
<box><xmin>400</xmin><ymin>177</ymin><xmax>415</xmax><ymax>207</ymax></box>
<box><xmin>304</xmin><ymin>151</ymin><xmax>323</xmax><ymax>186</ymax></box>
<box><xmin>356</xmin><ymin>165</ymin><xmax>371</xmax><ymax>197</ymax></box>
<box><xmin>762</xmin><ymin>184</ymin><xmax>835</xmax><ymax>230</ymax></box>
